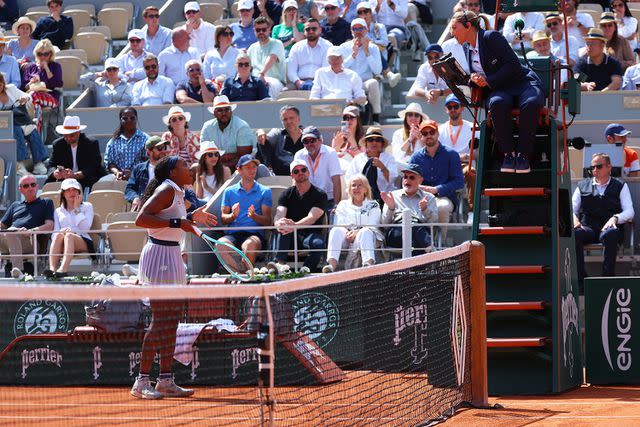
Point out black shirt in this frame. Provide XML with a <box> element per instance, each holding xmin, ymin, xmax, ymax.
<box><xmin>1</xmin><ymin>198</ymin><xmax>54</xmax><ymax>230</ymax></box>
<box><xmin>176</xmin><ymin>80</ymin><xmax>217</xmax><ymax>103</ymax></box>
<box><xmin>278</xmin><ymin>184</ymin><xmax>327</xmax><ymax>225</ymax></box>
<box><xmin>575</xmin><ymin>54</ymin><xmax>623</xmax><ymax>91</ymax></box>
<box><xmin>320</xmin><ymin>17</ymin><xmax>352</xmax><ymax>46</ymax></box>
<box><xmin>32</xmin><ymin>15</ymin><xmax>74</xmax><ymax>50</ymax></box>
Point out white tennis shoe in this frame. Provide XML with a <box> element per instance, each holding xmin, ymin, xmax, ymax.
<box><xmin>131</xmin><ymin>377</ymin><xmax>163</xmax><ymax>399</ymax></box>
<box><xmin>155</xmin><ymin>377</ymin><xmax>194</xmax><ymax>397</ymax></box>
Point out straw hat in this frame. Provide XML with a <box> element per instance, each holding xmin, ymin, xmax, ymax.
<box><xmin>359</xmin><ymin>126</ymin><xmax>388</xmax><ymax>148</ymax></box>
<box><xmin>55</xmin><ymin>116</ymin><xmax>87</xmax><ymax>134</ymax></box>
<box><xmin>28</xmin><ymin>81</ymin><xmax>50</xmax><ymax>93</ymax></box>
<box><xmin>532</xmin><ymin>30</ymin><xmax>551</xmax><ymax>44</ymax></box>
<box><xmin>584</xmin><ymin>28</ymin><xmax>606</xmax><ymax>42</ymax></box>
<box><xmin>599</xmin><ymin>12</ymin><xmax>616</xmax><ymax>25</ymax></box>
<box><xmin>162</xmin><ymin>106</ymin><xmax>192</xmax><ymax>125</ymax></box>
<box><xmin>12</xmin><ymin>16</ymin><xmax>37</xmax><ymax>35</ymax></box>
<box><xmin>207</xmin><ymin>95</ymin><xmax>237</xmax><ymax>114</ymax></box>
<box><xmin>195</xmin><ymin>140</ymin><xmax>226</xmax><ymax>159</ymax></box>
<box><xmin>398</xmin><ymin>102</ymin><xmax>429</xmax><ymax>121</ymax></box>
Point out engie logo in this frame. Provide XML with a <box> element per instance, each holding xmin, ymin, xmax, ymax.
<box><xmin>601</xmin><ymin>288</ymin><xmax>632</xmax><ymax>371</ymax></box>
<box><xmin>14</xmin><ymin>300</ymin><xmax>69</xmax><ymax>337</ymax></box>
<box><xmin>291</xmin><ymin>292</ymin><xmax>339</xmax><ymax>348</ymax></box>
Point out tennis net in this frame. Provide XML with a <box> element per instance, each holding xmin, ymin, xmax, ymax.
<box><xmin>0</xmin><ymin>241</ymin><xmax>487</xmax><ymax>426</ymax></box>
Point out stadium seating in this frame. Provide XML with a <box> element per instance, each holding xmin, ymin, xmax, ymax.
<box><xmin>105</xmin><ymin>211</ymin><xmax>138</xmax><ymax>224</ymax></box>
<box><xmin>0</xmin><ymin>157</ymin><xmax>10</xmax><ymax>210</ymax></box>
<box><xmin>64</xmin><ymin>9</ymin><xmax>92</xmax><ymax>38</ymax></box>
<box><xmin>91</xmin><ymin>180</ymin><xmax>127</xmax><ymax>193</ymax></box>
<box><xmin>97</xmin><ymin>8</ymin><xmax>130</xmax><ymax>44</ymax></box>
<box><xmin>41</xmin><ymin>181</ymin><xmax>62</xmax><ymax>194</ymax></box>
<box><xmin>58</xmin><ymin>49</ymin><xmax>89</xmax><ymax>64</ymax></box>
<box><xmin>102</xmin><ymin>2</ymin><xmax>135</xmax><ymax>28</ymax></box>
<box><xmin>87</xmin><ymin>190</ymin><xmax>128</xmax><ymax>220</ymax></box>
<box><xmin>105</xmin><ymin>220</ymin><xmax>148</xmax><ymax>265</ymax></box>
<box><xmin>73</xmin><ymin>32</ymin><xmax>109</xmax><ymax>66</ymax></box>
<box><xmin>57</xmin><ymin>56</ymin><xmax>86</xmax><ymax>96</ymax></box>
<box><xmin>39</xmin><ymin>191</ymin><xmax>61</xmax><ymax>206</ymax></box>
<box><xmin>200</xmin><ymin>3</ymin><xmax>225</xmax><ymax>23</ymax></box>
<box><xmin>63</xmin><ymin>3</ymin><xmax>96</xmax><ymax>19</ymax></box>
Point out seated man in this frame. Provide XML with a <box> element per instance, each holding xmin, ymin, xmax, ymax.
<box><xmin>231</xmin><ymin>0</ymin><xmax>258</xmax><ymax>49</ymax></box>
<box><xmin>575</xmin><ymin>28</ymin><xmax>622</xmax><ymax>92</ymax></box>
<box><xmin>380</xmin><ymin>163</ymin><xmax>437</xmax><ymax>255</ymax></box>
<box><xmin>46</xmin><ymin>116</ymin><xmax>105</xmax><ymax>190</ymax></box>
<box><xmin>256</xmin><ymin>105</ymin><xmax>304</xmax><ymax>175</ymax></box>
<box><xmin>200</xmin><ymin>95</ymin><xmax>255</xmax><ymax>169</ymax></box>
<box><xmin>545</xmin><ymin>12</ymin><xmax>580</xmax><ymax>67</ymax></box>
<box><xmin>125</xmin><ymin>136</ymin><xmax>169</xmax><ymax>211</ymax></box>
<box><xmin>320</xmin><ymin>0</ymin><xmax>352</xmax><ymax>46</ymax></box>
<box><xmin>31</xmin><ymin>0</ymin><xmax>73</xmax><ymax>50</ymax></box>
<box><xmin>103</xmin><ymin>107</ymin><xmax>149</xmax><ymax>182</ymax></box>
<box><xmin>0</xmin><ymin>175</ymin><xmax>54</xmax><ymax>277</ymax></box>
<box><xmin>604</xmin><ymin>123</ymin><xmax>639</xmax><ymax>177</ymax></box>
<box><xmin>219</xmin><ymin>155</ymin><xmax>272</xmax><ymax>266</ymax></box>
<box><xmin>286</xmin><ymin>18</ymin><xmax>332</xmax><ymax>90</ymax></box>
<box><xmin>573</xmin><ymin>152</ymin><xmax>634</xmax><ymax>291</ymax></box>
<box><xmin>78</xmin><ymin>58</ymin><xmax>132</xmax><ymax>107</ymax></box>
<box><xmin>247</xmin><ymin>16</ymin><xmax>287</xmax><ymax>99</ymax></box>
<box><xmin>407</xmin><ymin>43</ymin><xmax>451</xmax><ymax>103</ymax></box>
<box><xmin>112</xmin><ymin>30</ymin><xmax>149</xmax><ymax>83</ymax></box>
<box><xmin>502</xmin><ymin>11</ymin><xmax>545</xmax><ymax>51</ymax></box>
<box><xmin>270</xmin><ymin>159</ymin><xmax>327</xmax><ymax>272</ymax></box>
<box><xmin>157</xmin><ymin>28</ymin><xmax>200</xmax><ymax>86</ymax></box>
<box><xmin>310</xmin><ymin>46</ymin><xmax>366</xmax><ymax>105</ymax></box>
<box><xmin>0</xmin><ymin>37</ymin><xmax>20</xmax><ymax>86</ymax></box>
<box><xmin>409</xmin><ymin>120</ymin><xmax>464</xmax><ymax>223</ymax></box>
<box><xmin>140</xmin><ymin>6</ymin><xmax>172</xmax><ymax>56</ymax></box>
<box><xmin>622</xmin><ymin>62</ymin><xmax>640</xmax><ymax>90</ymax></box>
<box><xmin>181</xmin><ymin>1</ymin><xmax>217</xmax><ymax>57</ymax></box>
<box><xmin>132</xmin><ymin>53</ymin><xmax>176</xmax><ymax>106</ymax></box>
<box><xmin>175</xmin><ymin>59</ymin><xmax>217</xmax><ymax>104</ymax></box>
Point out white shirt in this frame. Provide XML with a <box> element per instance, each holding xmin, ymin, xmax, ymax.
<box><xmin>345</xmin><ymin>152</ymin><xmax>398</xmax><ymax>193</ymax></box>
<box><xmin>158</xmin><ymin>45</ymin><xmax>200</xmax><ymax>85</ymax></box>
<box><xmin>53</xmin><ymin>202</ymin><xmax>94</xmax><ymax>240</ymax></box>
<box><xmin>438</xmin><ymin>120</ymin><xmax>474</xmax><ymax>156</ymax></box>
<box><xmin>618</xmin><ymin>16</ymin><xmax>638</xmax><ymax>51</ymax></box>
<box><xmin>622</xmin><ymin>63</ymin><xmax>640</xmax><ymax>90</ymax></box>
<box><xmin>310</xmin><ymin>66</ymin><xmax>365</xmax><ymax>101</ymax></box>
<box><xmin>287</xmin><ymin>37</ymin><xmax>332</xmax><ymax>82</ymax></box>
<box><xmin>563</xmin><ymin>12</ymin><xmax>595</xmax><ymax>48</ymax></box>
<box><xmin>408</xmin><ymin>61</ymin><xmax>448</xmax><ymax>96</ymax></box>
<box><xmin>469</xmin><ymin>32</ymin><xmax>486</xmax><ymax>78</ymax></box>
<box><xmin>334</xmin><ymin>198</ymin><xmax>383</xmax><ymax>240</ymax></box>
<box><xmin>112</xmin><ymin>51</ymin><xmax>148</xmax><ymax>82</ymax></box>
<box><xmin>572</xmin><ymin>177</ymin><xmax>634</xmax><ymax>223</ymax></box>
<box><xmin>182</xmin><ymin>20</ymin><xmax>217</xmax><ymax>56</ymax></box>
<box><xmin>71</xmin><ymin>145</ymin><xmax>78</xmax><ymax>172</ymax></box>
<box><xmin>551</xmin><ymin>34</ymin><xmax>580</xmax><ymax>64</ymax></box>
<box><xmin>375</xmin><ymin>0</ymin><xmax>408</xmax><ymax>28</ymax></box>
<box><xmin>502</xmin><ymin>12</ymin><xmax>545</xmax><ymax>50</ymax></box>
<box><xmin>391</xmin><ymin>128</ymin><xmax>423</xmax><ymax>165</ymax></box>
<box><xmin>131</xmin><ymin>75</ymin><xmax>176</xmax><ymax>106</ymax></box>
<box><xmin>203</xmin><ymin>46</ymin><xmax>240</xmax><ymax>81</ymax></box>
<box><xmin>148</xmin><ymin>163</ymin><xmax>155</xmax><ymax>181</ymax></box>
<box><xmin>293</xmin><ymin>145</ymin><xmax>343</xmax><ymax>200</ymax></box>
<box><xmin>340</xmin><ymin>40</ymin><xmax>383</xmax><ymax>81</ymax></box>
<box><xmin>442</xmin><ymin>38</ymin><xmax>469</xmax><ymax>74</ymax></box>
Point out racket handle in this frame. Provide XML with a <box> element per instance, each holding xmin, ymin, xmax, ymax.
<box><xmin>193</xmin><ymin>226</ymin><xmax>203</xmax><ymax>238</ymax></box>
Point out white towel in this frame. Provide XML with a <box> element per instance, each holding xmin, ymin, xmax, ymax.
<box><xmin>173</xmin><ymin>319</ymin><xmax>238</xmax><ymax>365</ymax></box>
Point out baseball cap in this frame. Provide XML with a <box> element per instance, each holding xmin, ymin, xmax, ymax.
<box><xmin>327</xmin><ymin>45</ymin><xmax>343</xmax><ymax>58</ymax></box>
<box><xmin>289</xmin><ymin>159</ymin><xmax>307</xmax><ymax>173</ymax></box>
<box><xmin>184</xmin><ymin>1</ymin><xmax>201</xmax><ymax>13</ymax></box>
<box><xmin>282</xmin><ymin>0</ymin><xmax>298</xmax><ymax>9</ymax></box>
<box><xmin>357</xmin><ymin>2</ymin><xmax>372</xmax><ymax>10</ymax></box>
<box><xmin>604</xmin><ymin>123</ymin><xmax>632</xmax><ymax>138</ymax></box>
<box><xmin>342</xmin><ymin>105</ymin><xmax>360</xmax><ymax>117</ymax></box>
<box><xmin>237</xmin><ymin>0</ymin><xmax>254</xmax><ymax>10</ymax></box>
<box><xmin>145</xmin><ymin>135</ymin><xmax>166</xmax><ymax>150</ymax></box>
<box><xmin>236</xmin><ymin>154</ymin><xmax>260</xmax><ymax>168</ymax></box>
<box><xmin>444</xmin><ymin>94</ymin><xmax>461</xmax><ymax>105</ymax></box>
<box><xmin>301</xmin><ymin>125</ymin><xmax>321</xmax><ymax>141</ymax></box>
<box><xmin>401</xmin><ymin>163</ymin><xmax>423</xmax><ymax>177</ymax></box>
<box><xmin>127</xmin><ymin>29</ymin><xmax>144</xmax><ymax>41</ymax></box>
<box><xmin>104</xmin><ymin>57</ymin><xmax>119</xmax><ymax>69</ymax></box>
<box><xmin>425</xmin><ymin>43</ymin><xmax>443</xmax><ymax>54</ymax></box>
<box><xmin>419</xmin><ymin>120</ymin><xmax>438</xmax><ymax>132</ymax></box>
<box><xmin>324</xmin><ymin>0</ymin><xmax>340</xmax><ymax>8</ymax></box>
<box><xmin>61</xmin><ymin>178</ymin><xmax>82</xmax><ymax>191</ymax></box>
<box><xmin>351</xmin><ymin>18</ymin><xmax>367</xmax><ymax>28</ymax></box>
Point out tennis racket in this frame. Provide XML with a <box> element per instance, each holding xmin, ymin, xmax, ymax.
<box><xmin>193</xmin><ymin>227</ymin><xmax>255</xmax><ymax>282</ymax></box>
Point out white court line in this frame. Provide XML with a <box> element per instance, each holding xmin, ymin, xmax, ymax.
<box><xmin>476</xmin><ymin>416</ymin><xmax>640</xmax><ymax>419</ymax></box>
<box><xmin>0</xmin><ymin>416</ymin><xmax>410</xmax><ymax>421</ymax></box>
<box><xmin>0</xmin><ymin>402</ymin><xmax>413</xmax><ymax>408</ymax></box>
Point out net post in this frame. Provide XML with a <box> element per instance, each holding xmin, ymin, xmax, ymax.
<box><xmin>261</xmin><ymin>288</ymin><xmax>276</xmax><ymax>427</ymax></box>
<box><xmin>401</xmin><ymin>209</ymin><xmax>412</xmax><ymax>258</ymax></box>
<box><xmin>469</xmin><ymin>240</ymin><xmax>488</xmax><ymax>407</ymax></box>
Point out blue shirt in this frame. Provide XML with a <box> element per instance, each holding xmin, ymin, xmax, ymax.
<box><xmin>142</xmin><ymin>25</ymin><xmax>173</xmax><ymax>56</ymax></box>
<box><xmin>0</xmin><ymin>54</ymin><xmax>21</xmax><ymax>86</ymax></box>
<box><xmin>230</xmin><ymin>22</ymin><xmax>257</xmax><ymax>50</ymax></box>
<box><xmin>7</xmin><ymin>39</ymin><xmax>38</xmax><ymax>62</ymax></box>
<box><xmin>1</xmin><ymin>198</ymin><xmax>54</xmax><ymax>229</ymax></box>
<box><xmin>220</xmin><ymin>74</ymin><xmax>269</xmax><ymax>101</ymax></box>
<box><xmin>221</xmin><ymin>181</ymin><xmax>272</xmax><ymax>235</ymax></box>
<box><xmin>409</xmin><ymin>144</ymin><xmax>464</xmax><ymax>202</ymax></box>
<box><xmin>131</xmin><ymin>75</ymin><xmax>175</xmax><ymax>106</ymax></box>
<box><xmin>103</xmin><ymin>129</ymin><xmax>148</xmax><ymax>171</ymax></box>
<box><xmin>200</xmin><ymin>114</ymin><xmax>256</xmax><ymax>154</ymax></box>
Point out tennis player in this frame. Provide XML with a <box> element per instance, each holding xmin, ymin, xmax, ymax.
<box><xmin>131</xmin><ymin>156</ymin><xmax>214</xmax><ymax>399</ymax></box>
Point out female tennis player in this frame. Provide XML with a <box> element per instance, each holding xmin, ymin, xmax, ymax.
<box><xmin>131</xmin><ymin>155</ymin><xmax>214</xmax><ymax>399</ymax></box>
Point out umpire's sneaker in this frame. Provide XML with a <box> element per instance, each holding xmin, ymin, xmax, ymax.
<box><xmin>131</xmin><ymin>377</ymin><xmax>163</xmax><ymax>399</ymax></box>
<box><xmin>155</xmin><ymin>377</ymin><xmax>194</xmax><ymax>397</ymax></box>
<box><xmin>500</xmin><ymin>153</ymin><xmax>516</xmax><ymax>173</ymax></box>
<box><xmin>515</xmin><ymin>153</ymin><xmax>531</xmax><ymax>174</ymax></box>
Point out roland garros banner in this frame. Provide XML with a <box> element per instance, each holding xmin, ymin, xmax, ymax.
<box><xmin>585</xmin><ymin>277</ymin><xmax>640</xmax><ymax>384</ymax></box>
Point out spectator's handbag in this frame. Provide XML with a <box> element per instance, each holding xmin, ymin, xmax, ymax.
<box><xmin>1</xmin><ymin>102</ymin><xmax>33</xmax><ymax>127</ymax></box>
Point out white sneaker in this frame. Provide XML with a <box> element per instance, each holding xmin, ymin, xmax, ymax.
<box><xmin>11</xmin><ymin>267</ymin><xmax>24</xmax><ymax>279</ymax></box>
<box><xmin>16</xmin><ymin>162</ymin><xmax>28</xmax><ymax>176</ymax></box>
<box><xmin>33</xmin><ymin>162</ymin><xmax>47</xmax><ymax>175</ymax></box>
<box><xmin>131</xmin><ymin>377</ymin><xmax>163</xmax><ymax>399</ymax></box>
<box><xmin>387</xmin><ymin>72</ymin><xmax>401</xmax><ymax>88</ymax></box>
<box><xmin>155</xmin><ymin>376</ymin><xmax>194</xmax><ymax>397</ymax></box>
<box><xmin>122</xmin><ymin>264</ymin><xmax>138</xmax><ymax>276</ymax></box>
<box><xmin>322</xmin><ymin>264</ymin><xmax>334</xmax><ymax>274</ymax></box>
<box><xmin>466</xmin><ymin>212</ymin><xmax>474</xmax><ymax>225</ymax></box>
<box><xmin>363</xmin><ymin>259</ymin><xmax>375</xmax><ymax>267</ymax></box>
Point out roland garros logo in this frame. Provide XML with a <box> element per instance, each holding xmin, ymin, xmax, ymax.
<box><xmin>13</xmin><ymin>300</ymin><xmax>69</xmax><ymax>337</ymax></box>
<box><xmin>291</xmin><ymin>292</ymin><xmax>339</xmax><ymax>349</ymax></box>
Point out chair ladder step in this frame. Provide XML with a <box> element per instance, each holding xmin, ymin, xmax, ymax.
<box><xmin>485</xmin><ymin>265</ymin><xmax>549</xmax><ymax>275</ymax></box>
<box><xmin>486</xmin><ymin>301</ymin><xmax>547</xmax><ymax>311</ymax></box>
<box><xmin>487</xmin><ymin>337</ymin><xmax>548</xmax><ymax>348</ymax></box>
<box><xmin>483</xmin><ymin>187</ymin><xmax>549</xmax><ymax>197</ymax></box>
<box><xmin>479</xmin><ymin>226</ymin><xmax>549</xmax><ymax>236</ymax></box>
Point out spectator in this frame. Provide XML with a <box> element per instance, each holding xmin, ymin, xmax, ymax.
<box><xmin>175</xmin><ymin>59</ymin><xmax>217</xmax><ymax>104</ymax></box>
<box><xmin>7</xmin><ymin>17</ymin><xmax>38</xmax><ymax>62</ymax></box>
<box><xmin>442</xmin><ymin>32</ymin><xmax>469</xmax><ymax>74</ymax></box>
<box><xmin>125</xmin><ymin>136</ymin><xmax>170</xmax><ymax>211</ymax></box>
<box><xmin>320</xmin><ymin>0</ymin><xmax>352</xmax><ymax>46</ymax></box>
<box><xmin>247</xmin><ymin>16</ymin><xmax>287</xmax><ymax>98</ymax></box>
<box><xmin>560</xmin><ymin>0</ymin><xmax>594</xmax><ymax>48</ymax></box>
<box><xmin>530</xmin><ymin>30</ymin><xmax>552</xmax><ymax>57</ymax></box>
<box><xmin>573</xmin><ymin>152</ymin><xmax>634</xmax><ymax>290</ymax></box>
<box><xmin>409</xmin><ymin>120</ymin><xmax>464</xmax><ymax>223</ymax></box>
<box><xmin>112</xmin><ymin>30</ymin><xmax>148</xmax><ymax>83</ymax></box>
<box><xmin>286</xmin><ymin>18</ymin><xmax>332</xmax><ymax>90</ymax></box>
<box><xmin>503</xmin><ymin>11</ymin><xmax>545</xmax><ymax>50</ymax></box>
<box><xmin>296</xmin><ymin>0</ymin><xmax>321</xmax><ymax>21</ymax></box>
<box><xmin>462</xmin><ymin>0</ymin><xmax>495</xmax><ymax>29</ymax></box>
<box><xmin>374</xmin><ymin>0</ymin><xmax>409</xmax><ymax>48</ymax></box>
<box><xmin>545</xmin><ymin>12</ymin><xmax>580</xmax><ymax>66</ymax></box>
<box><xmin>44</xmin><ymin>178</ymin><xmax>94</xmax><ymax>279</ymax></box>
<box><xmin>575</xmin><ymin>28</ymin><xmax>623</xmax><ymax>91</ymax></box>
<box><xmin>103</xmin><ymin>107</ymin><xmax>148</xmax><ymax>182</ymax></box>
<box><xmin>408</xmin><ymin>43</ymin><xmax>451</xmax><ymax>103</ymax></box>
<box><xmin>392</xmin><ymin>102</ymin><xmax>428</xmax><ymax>165</ymax></box>
<box><xmin>340</xmin><ymin>0</ymin><xmax>365</xmax><ymax>23</ymax></box>
<box><xmin>0</xmin><ymin>0</ymin><xmax>18</xmax><ymax>27</ymax></box>
<box><xmin>22</xmin><ymin>39</ymin><xmax>62</xmax><ymax>133</ymax></box>
<box><xmin>271</xmin><ymin>159</ymin><xmax>327</xmax><ymax>271</ymax></box>
<box><xmin>0</xmin><ymin>74</ymin><xmax>48</xmax><ymax>176</ymax></box>
<box><xmin>194</xmin><ymin>141</ymin><xmax>231</xmax><ymax>201</ymax></box>
<box><xmin>31</xmin><ymin>0</ymin><xmax>73</xmax><ymax>50</ymax></box>
<box><xmin>272</xmin><ymin>0</ymin><xmax>305</xmax><ymax>56</ymax></box>
<box><xmin>219</xmin><ymin>155</ymin><xmax>272</xmax><ymax>265</ymax></box>
<box><xmin>438</xmin><ymin>95</ymin><xmax>476</xmax><ymax>224</ymax></box>
<box><xmin>203</xmin><ymin>26</ymin><xmax>240</xmax><ymax>85</ymax></box>
<box><xmin>331</xmin><ymin>105</ymin><xmax>365</xmax><ymax>170</ymax></box>
<box><xmin>231</xmin><ymin>0</ymin><xmax>258</xmax><ymax>49</ymax></box>
<box><xmin>293</xmin><ymin>125</ymin><xmax>343</xmax><ymax>210</ymax></box>
<box><xmin>341</xmin><ymin>18</ymin><xmax>383</xmax><ymax>124</ymax></box>
<box><xmin>254</xmin><ymin>0</ymin><xmax>283</xmax><ymax>26</ymax></box>
<box><xmin>409</xmin><ymin>0</ymin><xmax>433</xmax><ymax>25</ymax></box>
<box><xmin>621</xmin><ymin>61</ymin><xmax>640</xmax><ymax>90</ymax></box>
<box><xmin>611</xmin><ymin>0</ymin><xmax>637</xmax><ymax>51</ymax></box>
<box><xmin>256</xmin><ymin>105</ymin><xmax>304</xmax><ymax>175</ymax></box>
<box><xmin>220</xmin><ymin>53</ymin><xmax>270</xmax><ymax>101</ymax></box>
<box><xmin>599</xmin><ymin>12</ymin><xmax>635</xmax><ymax>71</ymax></box>
<box><xmin>309</xmin><ymin>46</ymin><xmax>366</xmax><ymax>104</ymax></box>
<box><xmin>380</xmin><ymin>163</ymin><xmax>437</xmax><ymax>254</ymax></box>
<box><xmin>0</xmin><ymin>174</ymin><xmax>54</xmax><ymax>278</ymax></box>
<box><xmin>605</xmin><ymin>123</ymin><xmax>639</xmax><ymax>177</ymax></box>
<box><xmin>132</xmin><ymin>53</ymin><xmax>175</xmax><ymax>106</ymax></box>
<box><xmin>78</xmin><ymin>58</ymin><xmax>132</xmax><ymax>108</ymax></box>
<box><xmin>158</xmin><ymin>29</ymin><xmax>200</xmax><ymax>85</ymax></box>
<box><xmin>200</xmin><ymin>95</ymin><xmax>256</xmax><ymax>169</ymax></box>
<box><xmin>162</xmin><ymin>106</ymin><xmax>200</xmax><ymax>165</ymax></box>
<box><xmin>47</xmin><ymin>116</ymin><xmax>105</xmax><ymax>190</ymax></box>
<box><xmin>141</xmin><ymin>6</ymin><xmax>172</xmax><ymax>56</ymax></box>
<box><xmin>322</xmin><ymin>173</ymin><xmax>381</xmax><ymax>272</ymax></box>
<box><xmin>182</xmin><ymin>1</ymin><xmax>217</xmax><ymax>57</ymax></box>
<box><xmin>345</xmin><ymin>127</ymin><xmax>398</xmax><ymax>204</ymax></box>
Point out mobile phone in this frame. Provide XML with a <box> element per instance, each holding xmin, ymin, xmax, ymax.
<box><xmin>340</xmin><ymin>121</ymin><xmax>349</xmax><ymax>133</ymax></box>
<box><xmin>57</xmin><ymin>166</ymin><xmax>64</xmax><ymax>171</ymax></box>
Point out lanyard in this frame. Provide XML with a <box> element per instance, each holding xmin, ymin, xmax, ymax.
<box><xmin>306</xmin><ymin>152</ymin><xmax>322</xmax><ymax>176</ymax></box>
<box><xmin>448</xmin><ymin>122</ymin><xmax>463</xmax><ymax>146</ymax></box>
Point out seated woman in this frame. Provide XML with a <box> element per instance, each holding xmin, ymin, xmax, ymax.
<box><xmin>203</xmin><ymin>26</ymin><xmax>240</xmax><ymax>88</ymax></box>
<box><xmin>220</xmin><ymin>53</ymin><xmax>269</xmax><ymax>101</ymax></box>
<box><xmin>162</xmin><ymin>106</ymin><xmax>200</xmax><ymax>166</ymax></box>
<box><xmin>79</xmin><ymin>58</ymin><xmax>132</xmax><ymax>107</ymax></box>
<box><xmin>271</xmin><ymin>1</ymin><xmax>305</xmax><ymax>57</ymax></box>
<box><xmin>7</xmin><ymin>17</ymin><xmax>39</xmax><ymax>63</ymax></box>
<box><xmin>44</xmin><ymin>178</ymin><xmax>94</xmax><ymax>279</ymax></box>
<box><xmin>194</xmin><ymin>140</ymin><xmax>231</xmax><ymax>201</ymax></box>
<box><xmin>391</xmin><ymin>102</ymin><xmax>428</xmax><ymax>166</ymax></box>
<box><xmin>323</xmin><ymin>174</ymin><xmax>383</xmax><ymax>273</ymax></box>
<box><xmin>331</xmin><ymin>105</ymin><xmax>365</xmax><ymax>171</ymax></box>
<box><xmin>600</xmin><ymin>12</ymin><xmax>635</xmax><ymax>71</ymax></box>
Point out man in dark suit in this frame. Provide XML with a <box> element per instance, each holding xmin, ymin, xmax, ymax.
<box><xmin>452</xmin><ymin>10</ymin><xmax>544</xmax><ymax>173</ymax></box>
<box><xmin>46</xmin><ymin>116</ymin><xmax>105</xmax><ymax>190</ymax></box>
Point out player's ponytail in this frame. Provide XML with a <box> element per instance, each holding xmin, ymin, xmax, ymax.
<box><xmin>141</xmin><ymin>156</ymin><xmax>179</xmax><ymax>203</ymax></box>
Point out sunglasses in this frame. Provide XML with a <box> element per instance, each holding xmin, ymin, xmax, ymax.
<box><xmin>302</xmin><ymin>138</ymin><xmax>317</xmax><ymax>144</ymax></box>
<box><xmin>121</xmin><ymin>115</ymin><xmax>137</xmax><ymax>121</ymax></box>
<box><xmin>185</xmin><ymin>10</ymin><xmax>198</xmax><ymax>15</ymax></box>
<box><xmin>129</xmin><ymin>38</ymin><xmax>142</xmax><ymax>43</ymax></box>
<box><xmin>324</xmin><ymin>5</ymin><xmax>338</xmax><ymax>10</ymax></box>
<box><xmin>427</xmin><ymin>54</ymin><xmax>440</xmax><ymax>61</ymax></box>
<box><xmin>205</xmin><ymin>152</ymin><xmax>221</xmax><ymax>158</ymax></box>
<box><xmin>405</xmin><ymin>112</ymin><xmax>422</xmax><ymax>118</ymax></box>
<box><xmin>446</xmin><ymin>104</ymin><xmax>460</xmax><ymax>110</ymax></box>
<box><xmin>215</xmin><ymin>107</ymin><xmax>232</xmax><ymax>113</ymax></box>
<box><xmin>170</xmin><ymin>116</ymin><xmax>185</xmax><ymax>123</ymax></box>
<box><xmin>367</xmin><ymin>137</ymin><xmax>385</xmax><ymax>143</ymax></box>
<box><xmin>305</xmin><ymin>27</ymin><xmax>319</xmax><ymax>31</ymax></box>
<box><xmin>591</xmin><ymin>163</ymin><xmax>606</xmax><ymax>170</ymax></box>
<box><xmin>546</xmin><ymin>21</ymin><xmax>559</xmax><ymax>27</ymax></box>
<box><xmin>292</xmin><ymin>167</ymin><xmax>308</xmax><ymax>175</ymax></box>
<box><xmin>466</xmin><ymin>2</ymin><xmax>480</xmax><ymax>7</ymax></box>
<box><xmin>421</xmin><ymin>130</ymin><xmax>436</xmax><ymax>136</ymax></box>
<box><xmin>144</xmin><ymin>64</ymin><xmax>158</xmax><ymax>70</ymax></box>
<box><xmin>403</xmin><ymin>174</ymin><xmax>417</xmax><ymax>181</ymax></box>
<box><xmin>237</xmin><ymin>62</ymin><xmax>251</xmax><ymax>67</ymax></box>
<box><xmin>600</xmin><ymin>22</ymin><xmax>615</xmax><ymax>27</ymax></box>
<box><xmin>357</xmin><ymin>9</ymin><xmax>370</xmax><ymax>14</ymax></box>
<box><xmin>352</xmin><ymin>26</ymin><xmax>366</xmax><ymax>32</ymax></box>
<box><xmin>188</xmin><ymin>67</ymin><xmax>201</xmax><ymax>72</ymax></box>
<box><xmin>146</xmin><ymin>14</ymin><xmax>160</xmax><ymax>18</ymax></box>
<box><xmin>153</xmin><ymin>144</ymin><xmax>168</xmax><ymax>151</ymax></box>
<box><xmin>36</xmin><ymin>51</ymin><xmax>51</xmax><ymax>57</ymax></box>
<box><xmin>221</xmin><ymin>31</ymin><xmax>234</xmax><ymax>36</ymax></box>
<box><xmin>106</xmin><ymin>67</ymin><xmax>119</xmax><ymax>72</ymax></box>
<box><xmin>20</xmin><ymin>182</ymin><xmax>37</xmax><ymax>188</ymax></box>
<box><xmin>342</xmin><ymin>115</ymin><xmax>356</xmax><ymax>121</ymax></box>
<box><xmin>255</xmin><ymin>27</ymin><xmax>269</xmax><ymax>33</ymax></box>
<box><xmin>612</xmin><ymin>3</ymin><xmax>624</xmax><ymax>7</ymax></box>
